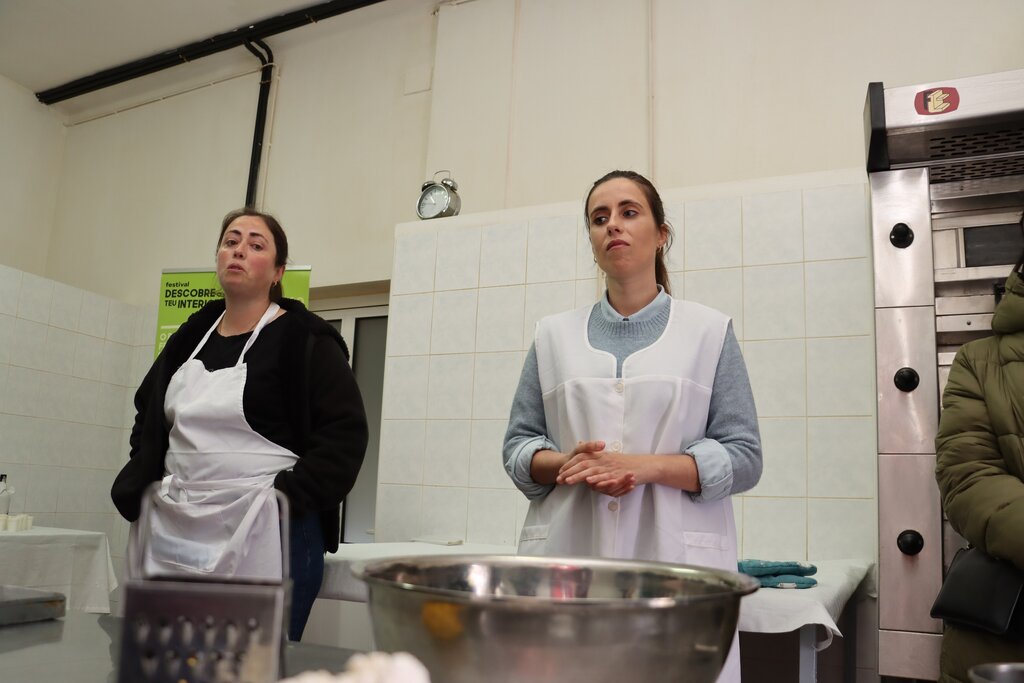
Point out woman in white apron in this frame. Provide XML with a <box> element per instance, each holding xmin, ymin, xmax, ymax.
<box><xmin>113</xmin><ymin>208</ymin><xmax>368</xmax><ymax>640</ymax></box>
<box><xmin>503</xmin><ymin>171</ymin><xmax>763</xmax><ymax>683</ymax></box>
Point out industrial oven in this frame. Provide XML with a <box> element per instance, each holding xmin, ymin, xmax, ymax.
<box><xmin>865</xmin><ymin>69</ymin><xmax>1024</xmax><ymax>680</ymax></box>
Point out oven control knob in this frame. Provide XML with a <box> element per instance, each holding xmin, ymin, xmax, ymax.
<box><xmin>889</xmin><ymin>223</ymin><xmax>914</xmax><ymax>248</ymax></box>
<box><xmin>897</xmin><ymin>529</ymin><xmax>924</xmax><ymax>556</ymax></box>
<box><xmin>894</xmin><ymin>367</ymin><xmax>920</xmax><ymax>392</ymax></box>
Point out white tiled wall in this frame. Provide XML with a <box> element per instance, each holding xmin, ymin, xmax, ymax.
<box><xmin>377</xmin><ymin>169</ymin><xmax>877</xmax><ymax>569</ymax></box>
<box><xmin>0</xmin><ymin>263</ymin><xmax>155</xmax><ymax>613</ymax></box>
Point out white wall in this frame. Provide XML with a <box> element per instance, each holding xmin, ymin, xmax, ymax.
<box><xmin>0</xmin><ymin>263</ymin><xmax>154</xmax><ymax>613</ymax></box>
<box><xmin>262</xmin><ymin>0</ymin><xmax>437</xmax><ymax>290</ymax></box>
<box><xmin>376</xmin><ymin>201</ymin><xmax>597</xmax><ymax>545</ymax></box>
<box><xmin>428</xmin><ymin>0</ymin><xmax>1024</xmax><ymax>211</ymax></box>
<box><xmin>650</xmin><ymin>0</ymin><xmax>1024</xmax><ymax>188</ymax></box>
<box><xmin>0</xmin><ymin>74</ymin><xmax>64</xmax><ymax>275</ymax></box>
<box><xmin>46</xmin><ymin>73</ymin><xmax>257</xmax><ymax>304</ymax></box>
<box><xmin>18</xmin><ymin>0</ymin><xmax>1021</xmax><ymax>305</ymax></box>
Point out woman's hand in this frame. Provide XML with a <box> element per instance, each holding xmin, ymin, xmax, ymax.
<box><xmin>557</xmin><ymin>448</ymin><xmax>702</xmax><ymax>497</ymax></box>
<box><xmin>557</xmin><ymin>443</ymin><xmax>637</xmax><ymax>498</ymax></box>
<box><xmin>530</xmin><ymin>440</ymin><xmax>604</xmax><ymax>485</ymax></box>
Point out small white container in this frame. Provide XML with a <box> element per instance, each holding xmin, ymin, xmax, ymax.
<box><xmin>3</xmin><ymin>514</ymin><xmax>31</xmax><ymax>531</ymax></box>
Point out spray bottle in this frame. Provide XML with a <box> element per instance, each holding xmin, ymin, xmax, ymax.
<box><xmin>0</xmin><ymin>474</ymin><xmax>11</xmax><ymax>515</ymax></box>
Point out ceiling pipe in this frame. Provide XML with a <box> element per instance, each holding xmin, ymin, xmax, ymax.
<box><xmin>244</xmin><ymin>39</ymin><xmax>273</xmax><ymax>208</ymax></box>
<box><xmin>34</xmin><ymin>0</ymin><xmax>385</xmax><ymax>105</ymax></box>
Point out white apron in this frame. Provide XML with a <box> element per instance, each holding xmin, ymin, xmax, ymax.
<box><xmin>130</xmin><ymin>303</ymin><xmax>298</xmax><ymax>581</ymax></box>
<box><xmin>521</xmin><ymin>298</ymin><xmax>741</xmax><ymax>682</ymax></box>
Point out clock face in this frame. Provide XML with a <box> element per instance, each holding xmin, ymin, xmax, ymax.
<box><xmin>417</xmin><ymin>184</ymin><xmax>450</xmax><ymax>219</ymax></box>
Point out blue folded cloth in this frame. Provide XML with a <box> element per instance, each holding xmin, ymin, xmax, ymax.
<box><xmin>738</xmin><ymin>559</ymin><xmax>817</xmax><ymax>577</ymax></box>
<box><xmin>738</xmin><ymin>559</ymin><xmax>818</xmax><ymax>588</ymax></box>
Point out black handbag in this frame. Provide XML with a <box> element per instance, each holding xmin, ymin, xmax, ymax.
<box><xmin>930</xmin><ymin>546</ymin><xmax>1024</xmax><ymax>635</ymax></box>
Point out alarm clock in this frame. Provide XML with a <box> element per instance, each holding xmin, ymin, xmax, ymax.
<box><xmin>416</xmin><ymin>174</ymin><xmax>461</xmax><ymax>220</ymax></box>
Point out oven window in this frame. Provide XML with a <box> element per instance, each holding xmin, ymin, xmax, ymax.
<box><xmin>963</xmin><ymin>223</ymin><xmax>1024</xmax><ymax>267</ymax></box>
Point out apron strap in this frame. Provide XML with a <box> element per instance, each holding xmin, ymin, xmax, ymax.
<box><xmin>238</xmin><ymin>303</ymin><xmax>280</xmax><ymax>365</ymax></box>
<box><xmin>186</xmin><ymin>311</ymin><xmax>227</xmax><ymax>364</ymax></box>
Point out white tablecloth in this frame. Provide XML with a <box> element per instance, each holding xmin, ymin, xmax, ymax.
<box><xmin>0</xmin><ymin>526</ymin><xmax>118</xmax><ymax>613</ymax></box>
<box><xmin>322</xmin><ymin>542</ymin><xmax>872</xmax><ymax>642</ymax></box>
<box><xmin>738</xmin><ymin>558</ymin><xmax>873</xmax><ymax>645</ymax></box>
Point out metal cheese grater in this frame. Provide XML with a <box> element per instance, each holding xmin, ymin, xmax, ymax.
<box><xmin>118</xmin><ymin>487</ymin><xmax>292</xmax><ymax>683</ymax></box>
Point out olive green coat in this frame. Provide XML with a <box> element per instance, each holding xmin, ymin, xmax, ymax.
<box><xmin>935</xmin><ymin>271</ymin><xmax>1024</xmax><ymax>682</ymax></box>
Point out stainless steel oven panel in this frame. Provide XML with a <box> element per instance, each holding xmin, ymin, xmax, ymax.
<box><xmin>936</xmin><ymin>264</ymin><xmax>1012</xmax><ymax>282</ymax></box>
<box><xmin>936</xmin><ymin>279</ymin><xmax>1006</xmax><ymax>298</ymax></box>
<box><xmin>932</xmin><ymin>228</ymin><xmax>959</xmax><ymax>270</ymax></box>
<box><xmin>868</xmin><ymin>167</ymin><xmax>933</xmax><ymax>307</ymax></box>
<box><xmin>935</xmin><ymin>294</ymin><xmax>996</xmax><ymax>315</ymax></box>
<box><xmin>871</xmin><ymin>169</ymin><xmax>934</xmax><ymax>308</ymax></box>
<box><xmin>876</xmin><ymin>307</ymin><xmax>939</xmax><ymax>454</ymax></box>
<box><xmin>934</xmin><ymin>330</ymin><xmax>992</xmax><ymax>347</ymax></box>
<box><xmin>936</xmin><ymin>313</ymin><xmax>993</xmax><ymax>333</ymax></box>
<box><xmin>878</xmin><ymin>454</ymin><xmax>943</xmax><ymax>635</ymax></box>
<box><xmin>931</xmin><ymin>176</ymin><xmax>1024</xmax><ymax>215</ymax></box>
<box><xmin>879</xmin><ymin>630</ymin><xmax>941</xmax><ymax>681</ymax></box>
<box><xmin>932</xmin><ymin>208</ymin><xmax>1023</xmax><ymax>231</ymax></box>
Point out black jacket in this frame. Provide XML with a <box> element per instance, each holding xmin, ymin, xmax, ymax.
<box><xmin>110</xmin><ymin>298</ymin><xmax>368</xmax><ymax>552</ymax></box>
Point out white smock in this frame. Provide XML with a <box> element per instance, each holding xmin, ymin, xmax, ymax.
<box><xmin>130</xmin><ymin>303</ymin><xmax>298</xmax><ymax>581</ymax></box>
<box><xmin>520</xmin><ymin>298</ymin><xmax>741</xmax><ymax>682</ymax></box>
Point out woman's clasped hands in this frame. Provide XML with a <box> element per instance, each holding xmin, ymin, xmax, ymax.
<box><xmin>556</xmin><ymin>440</ymin><xmax>637</xmax><ymax>498</ymax></box>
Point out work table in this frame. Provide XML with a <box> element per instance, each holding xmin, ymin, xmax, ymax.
<box><xmin>0</xmin><ymin>611</ymin><xmax>360</xmax><ymax>682</ymax></box>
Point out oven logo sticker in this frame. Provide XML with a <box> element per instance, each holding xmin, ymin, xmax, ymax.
<box><xmin>914</xmin><ymin>87</ymin><xmax>960</xmax><ymax>115</ymax></box>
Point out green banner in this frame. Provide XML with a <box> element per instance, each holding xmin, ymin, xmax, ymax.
<box><xmin>155</xmin><ymin>266</ymin><xmax>311</xmax><ymax>357</ymax></box>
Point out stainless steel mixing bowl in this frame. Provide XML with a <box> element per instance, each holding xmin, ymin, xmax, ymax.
<box><xmin>970</xmin><ymin>663</ymin><xmax>1024</xmax><ymax>683</ymax></box>
<box><xmin>356</xmin><ymin>554</ymin><xmax>758</xmax><ymax>683</ymax></box>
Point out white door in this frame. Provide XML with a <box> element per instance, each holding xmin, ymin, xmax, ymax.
<box><xmin>318</xmin><ymin>304</ymin><xmax>387</xmax><ymax>544</ymax></box>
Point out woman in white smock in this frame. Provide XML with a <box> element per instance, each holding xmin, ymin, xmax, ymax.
<box><xmin>113</xmin><ymin>209</ymin><xmax>368</xmax><ymax>640</ymax></box>
<box><xmin>503</xmin><ymin>170</ymin><xmax>762</xmax><ymax>683</ymax></box>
